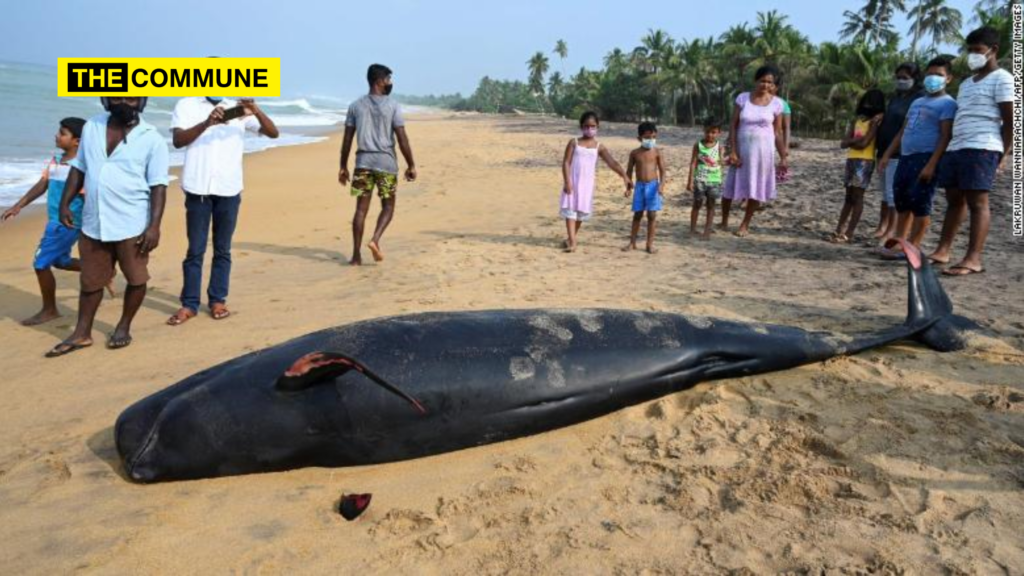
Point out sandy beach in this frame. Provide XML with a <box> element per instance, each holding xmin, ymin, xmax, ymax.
<box><xmin>1</xmin><ymin>114</ymin><xmax>1023</xmax><ymax>574</ymax></box>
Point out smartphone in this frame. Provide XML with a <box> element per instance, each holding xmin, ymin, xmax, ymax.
<box><xmin>221</xmin><ymin>105</ymin><xmax>246</xmax><ymax>122</ymax></box>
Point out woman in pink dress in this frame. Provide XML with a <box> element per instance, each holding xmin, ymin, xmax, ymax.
<box><xmin>559</xmin><ymin>111</ymin><xmax>632</xmax><ymax>252</ymax></box>
<box><xmin>720</xmin><ymin>65</ymin><xmax>789</xmax><ymax>236</ymax></box>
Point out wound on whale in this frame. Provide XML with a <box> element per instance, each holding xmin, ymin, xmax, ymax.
<box><xmin>115</xmin><ymin>240</ymin><xmax>975</xmax><ymax>482</ymax></box>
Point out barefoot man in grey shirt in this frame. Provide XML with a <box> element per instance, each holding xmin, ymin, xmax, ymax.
<box><xmin>338</xmin><ymin>64</ymin><xmax>417</xmax><ymax>265</ymax></box>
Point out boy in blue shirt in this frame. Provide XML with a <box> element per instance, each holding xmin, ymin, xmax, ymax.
<box><xmin>1</xmin><ymin>117</ymin><xmax>99</xmax><ymax>326</ymax></box>
<box><xmin>878</xmin><ymin>57</ymin><xmax>957</xmax><ymax>257</ymax></box>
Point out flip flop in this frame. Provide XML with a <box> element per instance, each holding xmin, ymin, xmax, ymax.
<box><xmin>167</xmin><ymin>308</ymin><xmax>197</xmax><ymax>326</ymax></box>
<box><xmin>927</xmin><ymin>256</ymin><xmax>950</xmax><ymax>266</ymax></box>
<box><xmin>942</xmin><ymin>265</ymin><xmax>985</xmax><ymax>277</ymax></box>
<box><xmin>107</xmin><ymin>333</ymin><xmax>133</xmax><ymax>350</ymax></box>
<box><xmin>210</xmin><ymin>304</ymin><xmax>231</xmax><ymax>320</ymax></box>
<box><xmin>45</xmin><ymin>340</ymin><xmax>92</xmax><ymax>358</ymax></box>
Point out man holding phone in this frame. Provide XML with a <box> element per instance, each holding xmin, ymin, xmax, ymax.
<box><xmin>166</xmin><ymin>97</ymin><xmax>279</xmax><ymax>326</ymax></box>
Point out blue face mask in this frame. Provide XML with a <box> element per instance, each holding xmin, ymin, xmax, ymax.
<box><xmin>923</xmin><ymin>75</ymin><xmax>946</xmax><ymax>94</ymax></box>
<box><xmin>207</xmin><ymin>97</ymin><xmax>224</xmax><ymax>104</ymax></box>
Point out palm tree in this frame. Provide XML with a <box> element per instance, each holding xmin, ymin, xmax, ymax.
<box><xmin>971</xmin><ymin>0</ymin><xmax>1011</xmax><ymax>22</ymax></box>
<box><xmin>526</xmin><ymin>52</ymin><xmax>550</xmax><ymax>95</ymax></box>
<box><xmin>640</xmin><ymin>29</ymin><xmax>673</xmax><ymax>74</ymax></box>
<box><xmin>839</xmin><ymin>0</ymin><xmax>904</xmax><ymax>44</ymax></box>
<box><xmin>674</xmin><ymin>38</ymin><xmax>713</xmax><ymax>126</ymax></box>
<box><xmin>604</xmin><ymin>48</ymin><xmax>629</xmax><ymax>74</ymax></box>
<box><xmin>547</xmin><ymin>71</ymin><xmax>565</xmax><ymax>101</ymax></box>
<box><xmin>554</xmin><ymin>39</ymin><xmax>568</xmax><ymax>75</ymax></box>
<box><xmin>908</xmin><ymin>0</ymin><xmax>963</xmax><ymax>58</ymax></box>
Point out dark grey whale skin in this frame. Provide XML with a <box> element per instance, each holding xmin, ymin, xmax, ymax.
<box><xmin>115</xmin><ymin>253</ymin><xmax>972</xmax><ymax>483</ymax></box>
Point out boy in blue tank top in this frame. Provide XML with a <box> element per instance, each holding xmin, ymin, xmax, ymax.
<box><xmin>0</xmin><ymin>117</ymin><xmax>109</xmax><ymax>326</ymax></box>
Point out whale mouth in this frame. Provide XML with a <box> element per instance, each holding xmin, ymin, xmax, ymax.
<box><xmin>115</xmin><ymin>418</ymin><xmax>155</xmax><ymax>481</ymax></box>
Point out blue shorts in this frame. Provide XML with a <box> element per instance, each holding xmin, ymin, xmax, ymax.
<box><xmin>937</xmin><ymin>149</ymin><xmax>1001</xmax><ymax>192</ymax></box>
<box><xmin>632</xmin><ymin>180</ymin><xmax>662</xmax><ymax>213</ymax></box>
<box><xmin>33</xmin><ymin>221</ymin><xmax>80</xmax><ymax>270</ymax></box>
<box><xmin>893</xmin><ymin>153</ymin><xmax>938</xmax><ymax>217</ymax></box>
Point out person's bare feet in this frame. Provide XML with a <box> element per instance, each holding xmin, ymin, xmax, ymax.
<box><xmin>367</xmin><ymin>240</ymin><xmax>384</xmax><ymax>262</ymax></box>
<box><xmin>349</xmin><ymin>255</ymin><xmax>362</xmax><ymax>266</ymax></box>
<box><xmin>871</xmin><ymin>228</ymin><xmax>886</xmax><ymax>239</ymax></box>
<box><xmin>700</xmin><ymin>230</ymin><xmax>712</xmax><ymax>241</ymax></box>
<box><xmin>646</xmin><ymin>245</ymin><xmax>658</xmax><ymax>254</ymax></box>
<box><xmin>927</xmin><ymin>249</ymin><xmax>951</xmax><ymax>266</ymax></box>
<box><xmin>622</xmin><ymin>242</ymin><xmax>636</xmax><ymax>252</ymax></box>
<box><xmin>716</xmin><ymin>223</ymin><xmax>729</xmax><ymax>232</ymax></box>
<box><xmin>563</xmin><ymin>243</ymin><xmax>577</xmax><ymax>253</ymax></box>
<box><xmin>733</xmin><ymin>227</ymin><xmax>750</xmax><ymax>238</ymax></box>
<box><xmin>22</xmin><ymin>309</ymin><xmax>60</xmax><ymax>326</ymax></box>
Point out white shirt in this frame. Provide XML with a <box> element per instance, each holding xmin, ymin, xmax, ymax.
<box><xmin>948</xmin><ymin>68</ymin><xmax>1013</xmax><ymax>153</ymax></box>
<box><xmin>170</xmin><ymin>97</ymin><xmax>261</xmax><ymax>196</ymax></box>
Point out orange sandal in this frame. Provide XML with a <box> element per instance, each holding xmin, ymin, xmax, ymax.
<box><xmin>211</xmin><ymin>304</ymin><xmax>231</xmax><ymax>320</ymax></box>
<box><xmin>167</xmin><ymin>308</ymin><xmax>196</xmax><ymax>326</ymax></box>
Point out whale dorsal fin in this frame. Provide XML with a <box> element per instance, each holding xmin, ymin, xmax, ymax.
<box><xmin>276</xmin><ymin>352</ymin><xmax>427</xmax><ymax>415</ymax></box>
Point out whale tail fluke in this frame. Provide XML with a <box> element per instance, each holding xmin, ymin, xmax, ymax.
<box><xmin>889</xmin><ymin>239</ymin><xmax>975</xmax><ymax>352</ymax></box>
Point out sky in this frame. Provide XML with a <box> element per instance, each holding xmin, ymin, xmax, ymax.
<box><xmin>0</xmin><ymin>0</ymin><xmax>984</xmax><ymax>101</ymax></box>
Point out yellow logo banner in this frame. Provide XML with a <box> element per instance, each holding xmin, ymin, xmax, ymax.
<box><xmin>57</xmin><ymin>58</ymin><xmax>281</xmax><ymax>97</ymax></box>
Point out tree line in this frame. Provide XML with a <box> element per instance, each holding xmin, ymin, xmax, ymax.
<box><xmin>402</xmin><ymin>0</ymin><xmax>1013</xmax><ymax>138</ymax></box>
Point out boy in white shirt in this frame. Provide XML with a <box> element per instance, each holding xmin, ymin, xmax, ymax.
<box><xmin>931</xmin><ymin>26</ymin><xmax>1013</xmax><ymax>276</ymax></box>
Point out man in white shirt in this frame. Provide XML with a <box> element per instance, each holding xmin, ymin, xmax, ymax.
<box><xmin>931</xmin><ymin>26</ymin><xmax>1013</xmax><ymax>276</ymax></box>
<box><xmin>167</xmin><ymin>97</ymin><xmax>278</xmax><ymax>325</ymax></box>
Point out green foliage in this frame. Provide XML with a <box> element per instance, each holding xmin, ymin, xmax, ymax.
<box><xmin>394</xmin><ymin>93</ymin><xmax>465</xmax><ymax>108</ymax></box>
<box><xmin>430</xmin><ymin>6</ymin><xmax>987</xmax><ymax>136</ymax></box>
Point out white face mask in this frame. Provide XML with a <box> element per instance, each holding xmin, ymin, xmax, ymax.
<box><xmin>967</xmin><ymin>50</ymin><xmax>991</xmax><ymax>71</ymax></box>
<box><xmin>895</xmin><ymin>78</ymin><xmax>914</xmax><ymax>91</ymax></box>
<box><xmin>641</xmin><ymin>139</ymin><xmax>656</xmax><ymax>149</ymax></box>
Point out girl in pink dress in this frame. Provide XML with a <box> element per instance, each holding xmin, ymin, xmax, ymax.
<box><xmin>720</xmin><ymin>65</ymin><xmax>790</xmax><ymax>237</ymax></box>
<box><xmin>560</xmin><ymin>111</ymin><xmax>632</xmax><ymax>252</ymax></box>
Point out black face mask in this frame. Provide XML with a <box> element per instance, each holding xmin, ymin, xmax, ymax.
<box><xmin>383</xmin><ymin>83</ymin><xmax>393</xmax><ymax>96</ymax></box>
<box><xmin>109</xmin><ymin>102</ymin><xmax>139</xmax><ymax>126</ymax></box>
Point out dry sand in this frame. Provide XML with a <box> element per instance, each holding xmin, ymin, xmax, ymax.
<box><xmin>1</xmin><ymin>114</ymin><xmax>1023</xmax><ymax>575</ymax></box>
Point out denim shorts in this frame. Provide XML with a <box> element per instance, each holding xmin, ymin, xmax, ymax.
<box><xmin>937</xmin><ymin>149</ymin><xmax>1001</xmax><ymax>192</ymax></box>
<box><xmin>893</xmin><ymin>153</ymin><xmax>938</xmax><ymax>217</ymax></box>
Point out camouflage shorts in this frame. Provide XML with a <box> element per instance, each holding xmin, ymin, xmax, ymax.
<box><xmin>351</xmin><ymin>169</ymin><xmax>398</xmax><ymax>199</ymax></box>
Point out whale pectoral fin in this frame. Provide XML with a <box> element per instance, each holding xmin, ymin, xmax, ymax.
<box><xmin>276</xmin><ymin>352</ymin><xmax>427</xmax><ymax>415</ymax></box>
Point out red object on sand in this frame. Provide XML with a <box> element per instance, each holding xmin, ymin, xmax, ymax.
<box><xmin>339</xmin><ymin>493</ymin><xmax>372</xmax><ymax>520</ymax></box>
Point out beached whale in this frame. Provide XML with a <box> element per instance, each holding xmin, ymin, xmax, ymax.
<box><xmin>115</xmin><ymin>240</ymin><xmax>974</xmax><ymax>482</ymax></box>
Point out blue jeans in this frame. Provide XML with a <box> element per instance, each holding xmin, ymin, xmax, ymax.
<box><xmin>181</xmin><ymin>192</ymin><xmax>241</xmax><ymax>313</ymax></box>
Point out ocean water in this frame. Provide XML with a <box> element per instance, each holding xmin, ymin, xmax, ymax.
<box><xmin>0</xmin><ymin>60</ymin><xmax>349</xmax><ymax>208</ymax></box>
